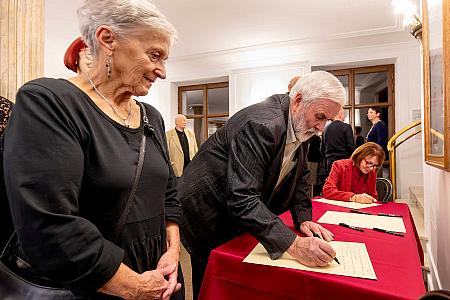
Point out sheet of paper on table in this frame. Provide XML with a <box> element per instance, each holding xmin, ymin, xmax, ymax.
<box><xmin>318</xmin><ymin>211</ymin><xmax>406</xmax><ymax>233</ymax></box>
<box><xmin>314</xmin><ymin>198</ymin><xmax>380</xmax><ymax>209</ymax></box>
<box><xmin>243</xmin><ymin>241</ymin><xmax>377</xmax><ymax>280</ymax></box>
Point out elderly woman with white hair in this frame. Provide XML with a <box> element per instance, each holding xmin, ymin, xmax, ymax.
<box><xmin>1</xmin><ymin>0</ymin><xmax>184</xmax><ymax>299</ymax></box>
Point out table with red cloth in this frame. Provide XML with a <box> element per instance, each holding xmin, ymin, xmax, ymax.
<box><xmin>199</xmin><ymin>201</ymin><xmax>425</xmax><ymax>300</ymax></box>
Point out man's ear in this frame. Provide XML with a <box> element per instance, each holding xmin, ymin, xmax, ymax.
<box><xmin>96</xmin><ymin>25</ymin><xmax>116</xmax><ymax>55</ymax></box>
<box><xmin>291</xmin><ymin>92</ymin><xmax>302</xmax><ymax>112</ymax></box>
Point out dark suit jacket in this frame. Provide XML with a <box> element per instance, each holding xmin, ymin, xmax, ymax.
<box><xmin>321</xmin><ymin>120</ymin><xmax>355</xmax><ymax>169</ymax></box>
<box><xmin>178</xmin><ymin>94</ymin><xmax>311</xmax><ymax>260</ymax></box>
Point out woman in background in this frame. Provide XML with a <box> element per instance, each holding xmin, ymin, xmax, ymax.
<box><xmin>64</xmin><ymin>36</ymin><xmax>92</xmax><ymax>75</ymax></box>
<box><xmin>322</xmin><ymin>142</ymin><xmax>385</xmax><ymax>203</ymax></box>
<box><xmin>2</xmin><ymin>0</ymin><xmax>183</xmax><ymax>298</ymax></box>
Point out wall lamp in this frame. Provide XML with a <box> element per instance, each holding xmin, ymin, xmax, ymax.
<box><xmin>392</xmin><ymin>0</ymin><xmax>422</xmax><ymax>43</ymax></box>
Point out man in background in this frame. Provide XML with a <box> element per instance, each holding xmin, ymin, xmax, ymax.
<box><xmin>287</xmin><ymin>76</ymin><xmax>301</xmax><ymax>94</ymax></box>
<box><xmin>321</xmin><ymin>108</ymin><xmax>355</xmax><ymax>173</ymax></box>
<box><xmin>166</xmin><ymin>114</ymin><xmax>198</xmax><ymax>178</ymax></box>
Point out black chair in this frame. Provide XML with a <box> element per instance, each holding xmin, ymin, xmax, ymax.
<box><xmin>419</xmin><ymin>290</ymin><xmax>450</xmax><ymax>299</ymax></box>
<box><xmin>376</xmin><ymin>178</ymin><xmax>393</xmax><ymax>203</ymax></box>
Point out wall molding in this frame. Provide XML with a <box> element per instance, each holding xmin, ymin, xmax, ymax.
<box><xmin>427</xmin><ymin>242</ymin><xmax>443</xmax><ymax>290</ymax></box>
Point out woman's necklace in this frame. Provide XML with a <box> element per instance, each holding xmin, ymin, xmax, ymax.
<box><xmin>87</xmin><ymin>74</ymin><xmax>132</xmax><ymax>127</ymax></box>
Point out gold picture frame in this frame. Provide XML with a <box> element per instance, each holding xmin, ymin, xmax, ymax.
<box><xmin>423</xmin><ymin>0</ymin><xmax>450</xmax><ymax>170</ymax></box>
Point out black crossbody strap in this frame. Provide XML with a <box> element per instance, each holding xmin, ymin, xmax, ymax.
<box><xmin>111</xmin><ymin>101</ymin><xmax>148</xmax><ymax>243</ymax></box>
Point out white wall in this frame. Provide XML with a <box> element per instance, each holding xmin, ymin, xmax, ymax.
<box><xmin>424</xmin><ymin>166</ymin><xmax>450</xmax><ymax>289</ymax></box>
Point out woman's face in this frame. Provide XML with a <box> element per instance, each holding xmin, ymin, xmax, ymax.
<box><xmin>358</xmin><ymin>154</ymin><xmax>379</xmax><ymax>174</ymax></box>
<box><xmin>112</xmin><ymin>30</ymin><xmax>169</xmax><ymax>97</ymax></box>
<box><xmin>367</xmin><ymin>108</ymin><xmax>379</xmax><ymax>122</ymax></box>
<box><xmin>77</xmin><ymin>48</ymin><xmax>92</xmax><ymax>75</ymax></box>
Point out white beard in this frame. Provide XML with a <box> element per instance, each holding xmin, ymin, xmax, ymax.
<box><xmin>293</xmin><ymin>111</ymin><xmax>318</xmax><ymax>143</ymax></box>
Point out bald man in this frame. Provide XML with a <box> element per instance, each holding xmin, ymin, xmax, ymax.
<box><xmin>166</xmin><ymin>114</ymin><xmax>198</xmax><ymax>177</ymax></box>
<box><xmin>288</xmin><ymin>76</ymin><xmax>301</xmax><ymax>93</ymax></box>
<box><xmin>321</xmin><ymin>108</ymin><xmax>355</xmax><ymax>172</ymax></box>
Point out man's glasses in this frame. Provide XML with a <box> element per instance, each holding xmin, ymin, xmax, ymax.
<box><xmin>364</xmin><ymin>158</ymin><xmax>380</xmax><ymax>170</ymax></box>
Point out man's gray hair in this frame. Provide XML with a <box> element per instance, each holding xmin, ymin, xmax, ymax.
<box><xmin>77</xmin><ymin>0</ymin><xmax>177</xmax><ymax>56</ymax></box>
<box><xmin>289</xmin><ymin>71</ymin><xmax>345</xmax><ymax>107</ymax></box>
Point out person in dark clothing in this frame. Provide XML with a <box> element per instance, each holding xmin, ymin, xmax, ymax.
<box><xmin>367</xmin><ymin>107</ymin><xmax>388</xmax><ymax>152</ymax></box>
<box><xmin>321</xmin><ymin>108</ymin><xmax>355</xmax><ymax>172</ymax></box>
<box><xmin>306</xmin><ymin>134</ymin><xmax>322</xmax><ymax>197</ymax></box>
<box><xmin>354</xmin><ymin>125</ymin><xmax>365</xmax><ymax>148</ymax></box>
<box><xmin>0</xmin><ymin>96</ymin><xmax>14</xmax><ymax>250</ymax></box>
<box><xmin>2</xmin><ymin>1</ymin><xmax>184</xmax><ymax>299</ymax></box>
<box><xmin>178</xmin><ymin>71</ymin><xmax>346</xmax><ymax>299</ymax></box>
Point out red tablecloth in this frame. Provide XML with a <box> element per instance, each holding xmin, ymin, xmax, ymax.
<box><xmin>199</xmin><ymin>201</ymin><xmax>425</xmax><ymax>300</ymax></box>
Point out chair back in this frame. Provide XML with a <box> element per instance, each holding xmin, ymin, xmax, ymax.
<box><xmin>376</xmin><ymin>178</ymin><xmax>393</xmax><ymax>202</ymax></box>
<box><xmin>419</xmin><ymin>290</ymin><xmax>450</xmax><ymax>299</ymax></box>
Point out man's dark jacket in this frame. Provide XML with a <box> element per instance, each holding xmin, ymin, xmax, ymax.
<box><xmin>321</xmin><ymin>120</ymin><xmax>355</xmax><ymax>169</ymax></box>
<box><xmin>178</xmin><ymin>94</ymin><xmax>311</xmax><ymax>260</ymax></box>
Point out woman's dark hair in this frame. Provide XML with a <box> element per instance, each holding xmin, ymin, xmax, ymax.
<box><xmin>369</xmin><ymin>107</ymin><xmax>382</xmax><ymax>117</ymax></box>
<box><xmin>351</xmin><ymin>142</ymin><xmax>385</xmax><ymax>167</ymax></box>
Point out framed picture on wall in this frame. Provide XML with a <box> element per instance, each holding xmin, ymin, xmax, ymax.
<box><xmin>422</xmin><ymin>0</ymin><xmax>450</xmax><ymax>170</ymax></box>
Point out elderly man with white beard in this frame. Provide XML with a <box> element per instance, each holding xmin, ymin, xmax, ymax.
<box><xmin>177</xmin><ymin>71</ymin><xmax>345</xmax><ymax>299</ymax></box>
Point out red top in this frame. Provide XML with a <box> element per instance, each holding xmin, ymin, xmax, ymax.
<box><xmin>322</xmin><ymin>158</ymin><xmax>378</xmax><ymax>201</ymax></box>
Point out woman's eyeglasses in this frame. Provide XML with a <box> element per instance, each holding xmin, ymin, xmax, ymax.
<box><xmin>364</xmin><ymin>158</ymin><xmax>380</xmax><ymax>170</ymax></box>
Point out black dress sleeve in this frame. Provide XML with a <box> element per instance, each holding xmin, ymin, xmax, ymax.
<box><xmin>144</xmin><ymin>103</ymin><xmax>182</xmax><ymax>225</ymax></box>
<box><xmin>3</xmin><ymin>82</ymin><xmax>123</xmax><ymax>296</ymax></box>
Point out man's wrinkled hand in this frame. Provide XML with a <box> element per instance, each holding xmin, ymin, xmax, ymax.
<box><xmin>300</xmin><ymin>221</ymin><xmax>334</xmax><ymax>241</ymax></box>
<box><xmin>287</xmin><ymin>236</ymin><xmax>336</xmax><ymax>267</ymax></box>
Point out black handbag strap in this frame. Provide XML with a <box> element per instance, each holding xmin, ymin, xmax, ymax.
<box><xmin>110</xmin><ymin>101</ymin><xmax>148</xmax><ymax>243</ymax></box>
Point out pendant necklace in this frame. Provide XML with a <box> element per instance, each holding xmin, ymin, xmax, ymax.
<box><xmin>87</xmin><ymin>74</ymin><xmax>132</xmax><ymax>127</ymax></box>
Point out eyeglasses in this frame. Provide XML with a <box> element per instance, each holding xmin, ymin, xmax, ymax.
<box><xmin>364</xmin><ymin>158</ymin><xmax>380</xmax><ymax>170</ymax></box>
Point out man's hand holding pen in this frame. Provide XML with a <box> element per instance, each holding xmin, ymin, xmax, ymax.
<box><xmin>286</xmin><ymin>221</ymin><xmax>339</xmax><ymax>267</ymax></box>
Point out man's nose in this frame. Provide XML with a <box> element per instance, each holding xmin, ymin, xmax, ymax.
<box><xmin>315</xmin><ymin>120</ymin><xmax>327</xmax><ymax>132</ymax></box>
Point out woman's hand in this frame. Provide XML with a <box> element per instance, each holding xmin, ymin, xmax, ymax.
<box><xmin>98</xmin><ymin>263</ymin><xmax>172</xmax><ymax>299</ymax></box>
<box><xmin>350</xmin><ymin>193</ymin><xmax>377</xmax><ymax>204</ymax></box>
<box><xmin>299</xmin><ymin>221</ymin><xmax>334</xmax><ymax>241</ymax></box>
<box><xmin>157</xmin><ymin>249</ymin><xmax>181</xmax><ymax>300</ymax></box>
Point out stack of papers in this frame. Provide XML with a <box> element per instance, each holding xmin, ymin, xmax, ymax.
<box><xmin>317</xmin><ymin>211</ymin><xmax>406</xmax><ymax>232</ymax></box>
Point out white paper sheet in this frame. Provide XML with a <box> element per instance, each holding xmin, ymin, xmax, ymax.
<box><xmin>243</xmin><ymin>241</ymin><xmax>377</xmax><ymax>280</ymax></box>
<box><xmin>314</xmin><ymin>198</ymin><xmax>380</xmax><ymax>209</ymax></box>
<box><xmin>317</xmin><ymin>210</ymin><xmax>406</xmax><ymax>233</ymax></box>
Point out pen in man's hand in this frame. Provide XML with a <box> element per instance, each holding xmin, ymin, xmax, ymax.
<box><xmin>377</xmin><ymin>213</ymin><xmax>402</xmax><ymax>218</ymax></box>
<box><xmin>350</xmin><ymin>209</ymin><xmax>372</xmax><ymax>215</ymax></box>
<box><xmin>338</xmin><ymin>222</ymin><xmax>364</xmax><ymax>232</ymax></box>
<box><xmin>372</xmin><ymin>227</ymin><xmax>404</xmax><ymax>237</ymax></box>
<box><xmin>312</xmin><ymin>232</ymin><xmax>340</xmax><ymax>265</ymax></box>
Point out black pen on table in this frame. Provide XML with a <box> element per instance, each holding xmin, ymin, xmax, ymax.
<box><xmin>372</xmin><ymin>227</ymin><xmax>404</xmax><ymax>237</ymax></box>
<box><xmin>339</xmin><ymin>222</ymin><xmax>364</xmax><ymax>232</ymax></box>
<box><xmin>312</xmin><ymin>232</ymin><xmax>340</xmax><ymax>265</ymax></box>
<box><xmin>377</xmin><ymin>213</ymin><xmax>402</xmax><ymax>218</ymax></box>
<box><xmin>349</xmin><ymin>209</ymin><xmax>372</xmax><ymax>215</ymax></box>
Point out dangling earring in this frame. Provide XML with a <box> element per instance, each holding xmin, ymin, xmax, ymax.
<box><xmin>106</xmin><ymin>56</ymin><xmax>112</xmax><ymax>79</ymax></box>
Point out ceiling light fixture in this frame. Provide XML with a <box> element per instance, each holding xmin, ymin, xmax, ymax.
<box><xmin>392</xmin><ymin>0</ymin><xmax>422</xmax><ymax>43</ymax></box>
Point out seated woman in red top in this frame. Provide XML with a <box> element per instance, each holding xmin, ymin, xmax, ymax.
<box><xmin>322</xmin><ymin>142</ymin><xmax>385</xmax><ymax>203</ymax></box>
